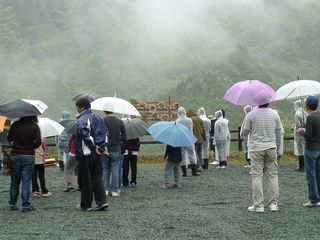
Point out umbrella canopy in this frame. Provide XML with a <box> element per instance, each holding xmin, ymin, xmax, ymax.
<box><xmin>122</xmin><ymin>118</ymin><xmax>148</xmax><ymax>140</ymax></box>
<box><xmin>224</xmin><ymin>80</ymin><xmax>276</xmax><ymax>106</ymax></box>
<box><xmin>91</xmin><ymin>97</ymin><xmax>141</xmax><ymax>116</ymax></box>
<box><xmin>147</xmin><ymin>121</ymin><xmax>197</xmax><ymax>147</ymax></box>
<box><xmin>276</xmin><ymin>80</ymin><xmax>320</xmax><ymax>100</ymax></box>
<box><xmin>0</xmin><ymin>99</ymin><xmax>48</xmax><ymax>118</ymax></box>
<box><xmin>0</xmin><ymin>116</ymin><xmax>6</xmax><ymax>133</ymax></box>
<box><xmin>59</xmin><ymin>118</ymin><xmax>77</xmax><ymax>135</ymax></box>
<box><xmin>38</xmin><ymin>117</ymin><xmax>65</xmax><ymax>138</ymax></box>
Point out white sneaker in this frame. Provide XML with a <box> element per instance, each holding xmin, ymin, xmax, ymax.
<box><xmin>105</xmin><ymin>191</ymin><xmax>109</xmax><ymax>196</ymax></box>
<box><xmin>210</xmin><ymin>161</ymin><xmax>219</xmax><ymax>165</ymax></box>
<box><xmin>302</xmin><ymin>202</ymin><xmax>320</xmax><ymax>207</ymax></box>
<box><xmin>248</xmin><ymin>205</ymin><xmax>264</xmax><ymax>213</ymax></box>
<box><xmin>111</xmin><ymin>192</ymin><xmax>120</xmax><ymax>197</ymax></box>
<box><xmin>220</xmin><ymin>166</ymin><xmax>226</xmax><ymax>169</ymax></box>
<box><xmin>244</xmin><ymin>164</ymin><xmax>251</xmax><ymax>168</ymax></box>
<box><xmin>269</xmin><ymin>203</ymin><xmax>279</xmax><ymax>212</ymax></box>
<box><xmin>216</xmin><ymin>166</ymin><xmax>221</xmax><ymax>169</ymax></box>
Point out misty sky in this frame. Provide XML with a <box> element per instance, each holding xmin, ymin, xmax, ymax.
<box><xmin>0</xmin><ymin>0</ymin><xmax>317</xmax><ymax>118</ymax></box>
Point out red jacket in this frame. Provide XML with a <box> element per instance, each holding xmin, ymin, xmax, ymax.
<box><xmin>123</xmin><ymin>138</ymin><xmax>140</xmax><ymax>155</ymax></box>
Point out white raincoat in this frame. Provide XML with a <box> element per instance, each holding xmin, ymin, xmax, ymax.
<box><xmin>214</xmin><ymin>110</ymin><xmax>230</xmax><ymax>161</ymax></box>
<box><xmin>241</xmin><ymin>105</ymin><xmax>252</xmax><ymax>155</ymax></box>
<box><xmin>176</xmin><ymin>107</ymin><xmax>197</xmax><ymax>166</ymax></box>
<box><xmin>293</xmin><ymin>100</ymin><xmax>307</xmax><ymax>156</ymax></box>
<box><xmin>198</xmin><ymin>107</ymin><xmax>211</xmax><ymax>159</ymax></box>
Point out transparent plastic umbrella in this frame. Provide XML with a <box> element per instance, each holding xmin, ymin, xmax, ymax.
<box><xmin>38</xmin><ymin>117</ymin><xmax>65</xmax><ymax>138</ymax></box>
<box><xmin>276</xmin><ymin>80</ymin><xmax>320</xmax><ymax>100</ymax></box>
<box><xmin>91</xmin><ymin>97</ymin><xmax>140</xmax><ymax>116</ymax></box>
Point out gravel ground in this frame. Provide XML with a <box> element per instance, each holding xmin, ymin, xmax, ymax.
<box><xmin>1</xmin><ymin>162</ymin><xmax>320</xmax><ymax>240</ymax></box>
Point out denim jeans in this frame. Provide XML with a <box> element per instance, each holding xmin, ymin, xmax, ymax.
<box><xmin>118</xmin><ymin>155</ymin><xmax>123</xmax><ymax>189</ymax></box>
<box><xmin>9</xmin><ymin>155</ymin><xmax>35</xmax><ymax>208</ymax></box>
<box><xmin>304</xmin><ymin>149</ymin><xmax>320</xmax><ymax>203</ymax></box>
<box><xmin>102</xmin><ymin>150</ymin><xmax>122</xmax><ymax>192</ymax></box>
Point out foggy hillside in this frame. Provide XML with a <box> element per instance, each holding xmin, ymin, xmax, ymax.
<box><xmin>0</xmin><ymin>0</ymin><xmax>319</xmax><ymax>124</ymax></box>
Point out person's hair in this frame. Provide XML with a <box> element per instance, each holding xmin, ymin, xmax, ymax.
<box><xmin>104</xmin><ymin>111</ymin><xmax>113</xmax><ymax>115</ymax></box>
<box><xmin>305</xmin><ymin>96</ymin><xmax>318</xmax><ymax>111</ymax></box>
<box><xmin>20</xmin><ymin>115</ymin><xmax>38</xmax><ymax>122</ymax></box>
<box><xmin>75</xmin><ymin>97</ymin><xmax>91</xmax><ymax>109</ymax></box>
<box><xmin>258</xmin><ymin>103</ymin><xmax>269</xmax><ymax>108</ymax></box>
<box><xmin>307</xmin><ymin>104</ymin><xmax>318</xmax><ymax>111</ymax></box>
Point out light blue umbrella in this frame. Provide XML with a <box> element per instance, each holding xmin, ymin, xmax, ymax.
<box><xmin>147</xmin><ymin>121</ymin><xmax>197</xmax><ymax>147</ymax></box>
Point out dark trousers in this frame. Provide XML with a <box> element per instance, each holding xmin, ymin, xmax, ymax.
<box><xmin>123</xmin><ymin>155</ymin><xmax>137</xmax><ymax>186</ymax></box>
<box><xmin>77</xmin><ymin>153</ymin><xmax>106</xmax><ymax>209</ymax></box>
<box><xmin>32</xmin><ymin>164</ymin><xmax>48</xmax><ymax>193</ymax></box>
<box><xmin>195</xmin><ymin>143</ymin><xmax>203</xmax><ymax>167</ymax></box>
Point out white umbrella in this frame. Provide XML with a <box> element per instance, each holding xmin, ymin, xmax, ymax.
<box><xmin>276</xmin><ymin>80</ymin><xmax>320</xmax><ymax>100</ymax></box>
<box><xmin>38</xmin><ymin>117</ymin><xmax>65</xmax><ymax>138</ymax></box>
<box><xmin>91</xmin><ymin>97</ymin><xmax>141</xmax><ymax>116</ymax></box>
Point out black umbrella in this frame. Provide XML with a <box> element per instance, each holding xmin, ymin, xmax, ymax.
<box><xmin>122</xmin><ymin>118</ymin><xmax>149</xmax><ymax>140</ymax></box>
<box><xmin>0</xmin><ymin>99</ymin><xmax>48</xmax><ymax>118</ymax></box>
<box><xmin>59</xmin><ymin>118</ymin><xmax>77</xmax><ymax>135</ymax></box>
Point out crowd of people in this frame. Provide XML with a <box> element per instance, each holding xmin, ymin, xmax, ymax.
<box><xmin>1</xmin><ymin>94</ymin><xmax>320</xmax><ymax>213</ymax></box>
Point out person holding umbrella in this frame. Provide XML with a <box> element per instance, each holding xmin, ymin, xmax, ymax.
<box><xmin>241</xmin><ymin>90</ymin><xmax>283</xmax><ymax>212</ymax></box>
<box><xmin>297</xmin><ymin>96</ymin><xmax>320</xmax><ymax>207</ymax></box>
<box><xmin>102</xmin><ymin>111</ymin><xmax>126</xmax><ymax>197</ymax></box>
<box><xmin>122</xmin><ymin>138</ymin><xmax>140</xmax><ymax>187</ymax></box>
<box><xmin>121</xmin><ymin>116</ymin><xmax>147</xmax><ymax>187</ymax></box>
<box><xmin>162</xmin><ymin>144</ymin><xmax>182</xmax><ymax>189</ymax></box>
<box><xmin>8</xmin><ymin>116</ymin><xmax>42</xmax><ymax>211</ymax></box>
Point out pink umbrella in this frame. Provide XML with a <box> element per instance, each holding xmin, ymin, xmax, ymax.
<box><xmin>224</xmin><ymin>80</ymin><xmax>276</xmax><ymax>106</ymax></box>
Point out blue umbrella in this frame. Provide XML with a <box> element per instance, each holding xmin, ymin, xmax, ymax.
<box><xmin>147</xmin><ymin>121</ymin><xmax>197</xmax><ymax>147</ymax></box>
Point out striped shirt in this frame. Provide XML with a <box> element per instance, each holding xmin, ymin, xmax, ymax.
<box><xmin>242</xmin><ymin>108</ymin><xmax>282</xmax><ymax>152</ymax></box>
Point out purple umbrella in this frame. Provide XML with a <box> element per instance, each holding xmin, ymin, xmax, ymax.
<box><xmin>224</xmin><ymin>80</ymin><xmax>276</xmax><ymax>106</ymax></box>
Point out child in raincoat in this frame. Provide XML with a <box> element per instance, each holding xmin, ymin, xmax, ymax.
<box><xmin>32</xmin><ymin>137</ymin><xmax>53</xmax><ymax>197</ymax></box>
<box><xmin>162</xmin><ymin>145</ymin><xmax>182</xmax><ymax>189</ymax></box>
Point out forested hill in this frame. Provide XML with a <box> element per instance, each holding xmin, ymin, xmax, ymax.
<box><xmin>0</xmin><ymin>0</ymin><xmax>319</xmax><ymax>124</ymax></box>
